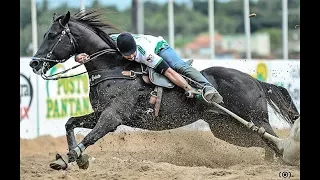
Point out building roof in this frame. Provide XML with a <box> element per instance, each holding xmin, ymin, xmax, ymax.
<box><xmin>184</xmin><ymin>33</ymin><xmax>222</xmax><ymax>50</ymax></box>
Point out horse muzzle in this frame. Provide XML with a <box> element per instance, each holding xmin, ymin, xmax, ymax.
<box><xmin>30</xmin><ymin>58</ymin><xmax>46</xmax><ymax>75</ymax></box>
<box><xmin>29</xmin><ymin>58</ymin><xmax>40</xmax><ymax>69</ymax></box>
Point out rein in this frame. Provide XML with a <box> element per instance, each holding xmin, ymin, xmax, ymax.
<box><xmin>41</xmin><ymin>48</ymin><xmax>118</xmax><ymax>80</ymax></box>
<box><xmin>32</xmin><ymin>19</ymin><xmax>118</xmax><ymax>80</ymax></box>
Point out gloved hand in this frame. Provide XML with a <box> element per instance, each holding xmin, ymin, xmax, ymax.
<box><xmin>75</xmin><ymin>53</ymin><xmax>89</xmax><ymax>63</ymax></box>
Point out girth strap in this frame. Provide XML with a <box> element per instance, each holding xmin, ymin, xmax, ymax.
<box><xmin>88</xmin><ymin>69</ymin><xmax>139</xmax><ymax>86</ymax></box>
<box><xmin>88</xmin><ymin>68</ymin><xmax>164</xmax><ymax>118</ymax></box>
<box><xmin>154</xmin><ymin>86</ymin><xmax>163</xmax><ymax>117</ymax></box>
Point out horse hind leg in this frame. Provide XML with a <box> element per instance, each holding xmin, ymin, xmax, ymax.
<box><xmin>248</xmin><ymin>94</ymin><xmax>280</xmax><ymax>162</ymax></box>
<box><xmin>256</xmin><ymin>119</ymin><xmax>283</xmax><ymax>162</ymax></box>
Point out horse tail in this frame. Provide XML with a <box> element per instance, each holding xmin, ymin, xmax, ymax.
<box><xmin>257</xmin><ymin>80</ymin><xmax>299</xmax><ymax>125</ymax></box>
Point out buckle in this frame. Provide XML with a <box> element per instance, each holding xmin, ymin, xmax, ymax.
<box><xmin>129</xmin><ymin>70</ymin><xmax>136</xmax><ymax>78</ymax></box>
<box><xmin>122</xmin><ymin>70</ymin><xmax>136</xmax><ymax>78</ymax></box>
<box><xmin>150</xmin><ymin>91</ymin><xmax>157</xmax><ymax>97</ymax></box>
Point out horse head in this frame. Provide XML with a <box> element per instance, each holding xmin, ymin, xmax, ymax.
<box><xmin>30</xmin><ymin>10</ymin><xmax>126</xmax><ymax>79</ymax></box>
<box><xmin>30</xmin><ymin>11</ymin><xmax>75</xmax><ymax>76</ymax></box>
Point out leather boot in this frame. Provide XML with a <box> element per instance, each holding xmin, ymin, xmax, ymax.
<box><xmin>178</xmin><ymin>66</ymin><xmax>223</xmax><ymax>103</ymax></box>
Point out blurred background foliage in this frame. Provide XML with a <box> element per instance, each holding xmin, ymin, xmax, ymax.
<box><xmin>20</xmin><ymin>0</ymin><xmax>300</xmax><ymax>59</ymax></box>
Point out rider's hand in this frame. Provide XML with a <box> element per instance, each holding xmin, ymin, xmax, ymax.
<box><xmin>75</xmin><ymin>53</ymin><xmax>89</xmax><ymax>63</ymax></box>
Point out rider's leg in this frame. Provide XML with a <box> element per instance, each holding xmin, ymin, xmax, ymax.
<box><xmin>158</xmin><ymin>47</ymin><xmax>223</xmax><ymax>103</ymax></box>
<box><xmin>163</xmin><ymin>68</ymin><xmax>193</xmax><ymax>91</ymax></box>
<box><xmin>154</xmin><ymin>60</ymin><xmax>193</xmax><ymax>92</ymax></box>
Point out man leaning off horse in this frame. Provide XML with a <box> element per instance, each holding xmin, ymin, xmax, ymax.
<box><xmin>75</xmin><ymin>32</ymin><xmax>223</xmax><ymax>104</ymax></box>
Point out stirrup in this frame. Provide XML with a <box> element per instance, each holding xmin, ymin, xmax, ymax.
<box><xmin>203</xmin><ymin>87</ymin><xmax>223</xmax><ymax>104</ymax></box>
<box><xmin>185</xmin><ymin>88</ymin><xmax>202</xmax><ymax>98</ymax></box>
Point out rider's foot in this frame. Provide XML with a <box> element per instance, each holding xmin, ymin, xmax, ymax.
<box><xmin>203</xmin><ymin>86</ymin><xmax>223</xmax><ymax>104</ymax></box>
<box><xmin>185</xmin><ymin>88</ymin><xmax>201</xmax><ymax>98</ymax></box>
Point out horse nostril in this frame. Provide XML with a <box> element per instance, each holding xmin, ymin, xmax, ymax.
<box><xmin>30</xmin><ymin>60</ymin><xmax>40</xmax><ymax>68</ymax></box>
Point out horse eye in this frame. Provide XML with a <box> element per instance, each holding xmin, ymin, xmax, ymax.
<box><xmin>43</xmin><ymin>32</ymin><xmax>48</xmax><ymax>39</ymax></box>
<box><xmin>47</xmin><ymin>32</ymin><xmax>58</xmax><ymax>39</ymax></box>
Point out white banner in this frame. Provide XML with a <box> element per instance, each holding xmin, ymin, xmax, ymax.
<box><xmin>20</xmin><ymin>57</ymin><xmax>300</xmax><ymax>138</ymax></box>
<box><xmin>20</xmin><ymin>59</ymin><xmax>39</xmax><ymax>139</ymax></box>
<box><xmin>36</xmin><ymin>59</ymin><xmax>93</xmax><ymax>137</ymax></box>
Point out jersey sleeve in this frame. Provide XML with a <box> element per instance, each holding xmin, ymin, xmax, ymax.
<box><xmin>141</xmin><ymin>51</ymin><xmax>163</xmax><ymax>69</ymax></box>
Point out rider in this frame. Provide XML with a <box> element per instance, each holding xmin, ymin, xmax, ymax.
<box><xmin>75</xmin><ymin>32</ymin><xmax>223</xmax><ymax>104</ymax></box>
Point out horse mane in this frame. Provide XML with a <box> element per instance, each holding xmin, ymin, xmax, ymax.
<box><xmin>69</xmin><ymin>9</ymin><xmax>123</xmax><ymax>50</ymax></box>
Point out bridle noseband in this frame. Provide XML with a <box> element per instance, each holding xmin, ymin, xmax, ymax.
<box><xmin>32</xmin><ymin>19</ymin><xmax>117</xmax><ymax>80</ymax></box>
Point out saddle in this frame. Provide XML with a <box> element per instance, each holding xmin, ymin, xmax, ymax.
<box><xmin>88</xmin><ymin>59</ymin><xmax>195</xmax><ymax>117</ymax></box>
<box><xmin>142</xmin><ymin>59</ymin><xmax>194</xmax><ymax>117</ymax></box>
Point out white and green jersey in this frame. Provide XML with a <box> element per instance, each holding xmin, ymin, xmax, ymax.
<box><xmin>110</xmin><ymin>33</ymin><xmax>170</xmax><ymax>68</ymax></box>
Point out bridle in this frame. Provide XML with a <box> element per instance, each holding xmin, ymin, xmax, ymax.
<box><xmin>32</xmin><ymin>19</ymin><xmax>118</xmax><ymax>80</ymax></box>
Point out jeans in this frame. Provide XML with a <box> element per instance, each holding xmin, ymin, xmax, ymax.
<box><xmin>158</xmin><ymin>47</ymin><xmax>213</xmax><ymax>87</ymax></box>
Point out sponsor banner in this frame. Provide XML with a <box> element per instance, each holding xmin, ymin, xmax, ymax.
<box><xmin>20</xmin><ymin>58</ymin><xmax>38</xmax><ymax>139</ymax></box>
<box><xmin>20</xmin><ymin>57</ymin><xmax>300</xmax><ymax>138</ymax></box>
<box><xmin>36</xmin><ymin>58</ymin><xmax>93</xmax><ymax>137</ymax></box>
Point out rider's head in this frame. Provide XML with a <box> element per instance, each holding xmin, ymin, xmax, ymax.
<box><xmin>116</xmin><ymin>32</ymin><xmax>137</xmax><ymax>60</ymax></box>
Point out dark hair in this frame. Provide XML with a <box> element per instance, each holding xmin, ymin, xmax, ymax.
<box><xmin>116</xmin><ymin>32</ymin><xmax>136</xmax><ymax>56</ymax></box>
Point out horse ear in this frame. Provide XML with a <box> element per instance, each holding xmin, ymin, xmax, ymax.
<box><xmin>61</xmin><ymin>11</ymin><xmax>70</xmax><ymax>26</ymax></box>
<box><xmin>52</xmin><ymin>13</ymin><xmax>57</xmax><ymax>22</ymax></box>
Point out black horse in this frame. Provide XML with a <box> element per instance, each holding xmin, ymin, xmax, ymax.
<box><xmin>29</xmin><ymin>10</ymin><xmax>300</xmax><ymax>170</ymax></box>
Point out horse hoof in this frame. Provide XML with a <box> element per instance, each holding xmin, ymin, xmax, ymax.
<box><xmin>77</xmin><ymin>154</ymin><xmax>90</xmax><ymax>170</ymax></box>
<box><xmin>78</xmin><ymin>160</ymin><xmax>89</xmax><ymax>170</ymax></box>
<box><xmin>50</xmin><ymin>159</ymin><xmax>68</xmax><ymax>170</ymax></box>
<box><xmin>49</xmin><ymin>153</ymin><xmax>68</xmax><ymax>170</ymax></box>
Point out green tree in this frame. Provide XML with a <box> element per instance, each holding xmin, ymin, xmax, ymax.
<box><xmin>20</xmin><ymin>0</ymin><xmax>299</xmax><ymax>57</ymax></box>
<box><xmin>90</xmin><ymin>0</ymin><xmax>103</xmax><ymax>9</ymax></box>
<box><xmin>257</xmin><ymin>28</ymin><xmax>282</xmax><ymax>53</ymax></box>
<box><xmin>20</xmin><ymin>0</ymin><xmax>31</xmax><ymax>29</ymax></box>
<box><xmin>20</xmin><ymin>25</ymin><xmax>32</xmax><ymax>56</ymax></box>
<box><xmin>42</xmin><ymin>0</ymin><xmax>49</xmax><ymax>12</ymax></box>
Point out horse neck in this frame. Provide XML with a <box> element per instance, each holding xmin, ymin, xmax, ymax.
<box><xmin>69</xmin><ymin>21</ymin><xmax>124</xmax><ymax>72</ymax></box>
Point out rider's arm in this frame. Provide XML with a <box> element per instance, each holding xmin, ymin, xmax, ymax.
<box><xmin>137</xmin><ymin>52</ymin><xmax>165</xmax><ymax>70</ymax></box>
<box><xmin>75</xmin><ymin>53</ymin><xmax>89</xmax><ymax>63</ymax></box>
<box><xmin>141</xmin><ymin>52</ymin><xmax>192</xmax><ymax>91</ymax></box>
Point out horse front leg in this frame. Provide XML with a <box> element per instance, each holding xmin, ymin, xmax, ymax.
<box><xmin>66</xmin><ymin>112</ymin><xmax>102</xmax><ymax>169</ymax></box>
<box><xmin>65</xmin><ymin>111</ymin><xmax>101</xmax><ymax>151</ymax></box>
<box><xmin>50</xmin><ymin>107</ymin><xmax>122</xmax><ymax>170</ymax></box>
<box><xmin>50</xmin><ymin>111</ymin><xmax>101</xmax><ymax>170</ymax></box>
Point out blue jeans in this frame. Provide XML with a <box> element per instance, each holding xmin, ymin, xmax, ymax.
<box><xmin>158</xmin><ymin>47</ymin><xmax>213</xmax><ymax>87</ymax></box>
